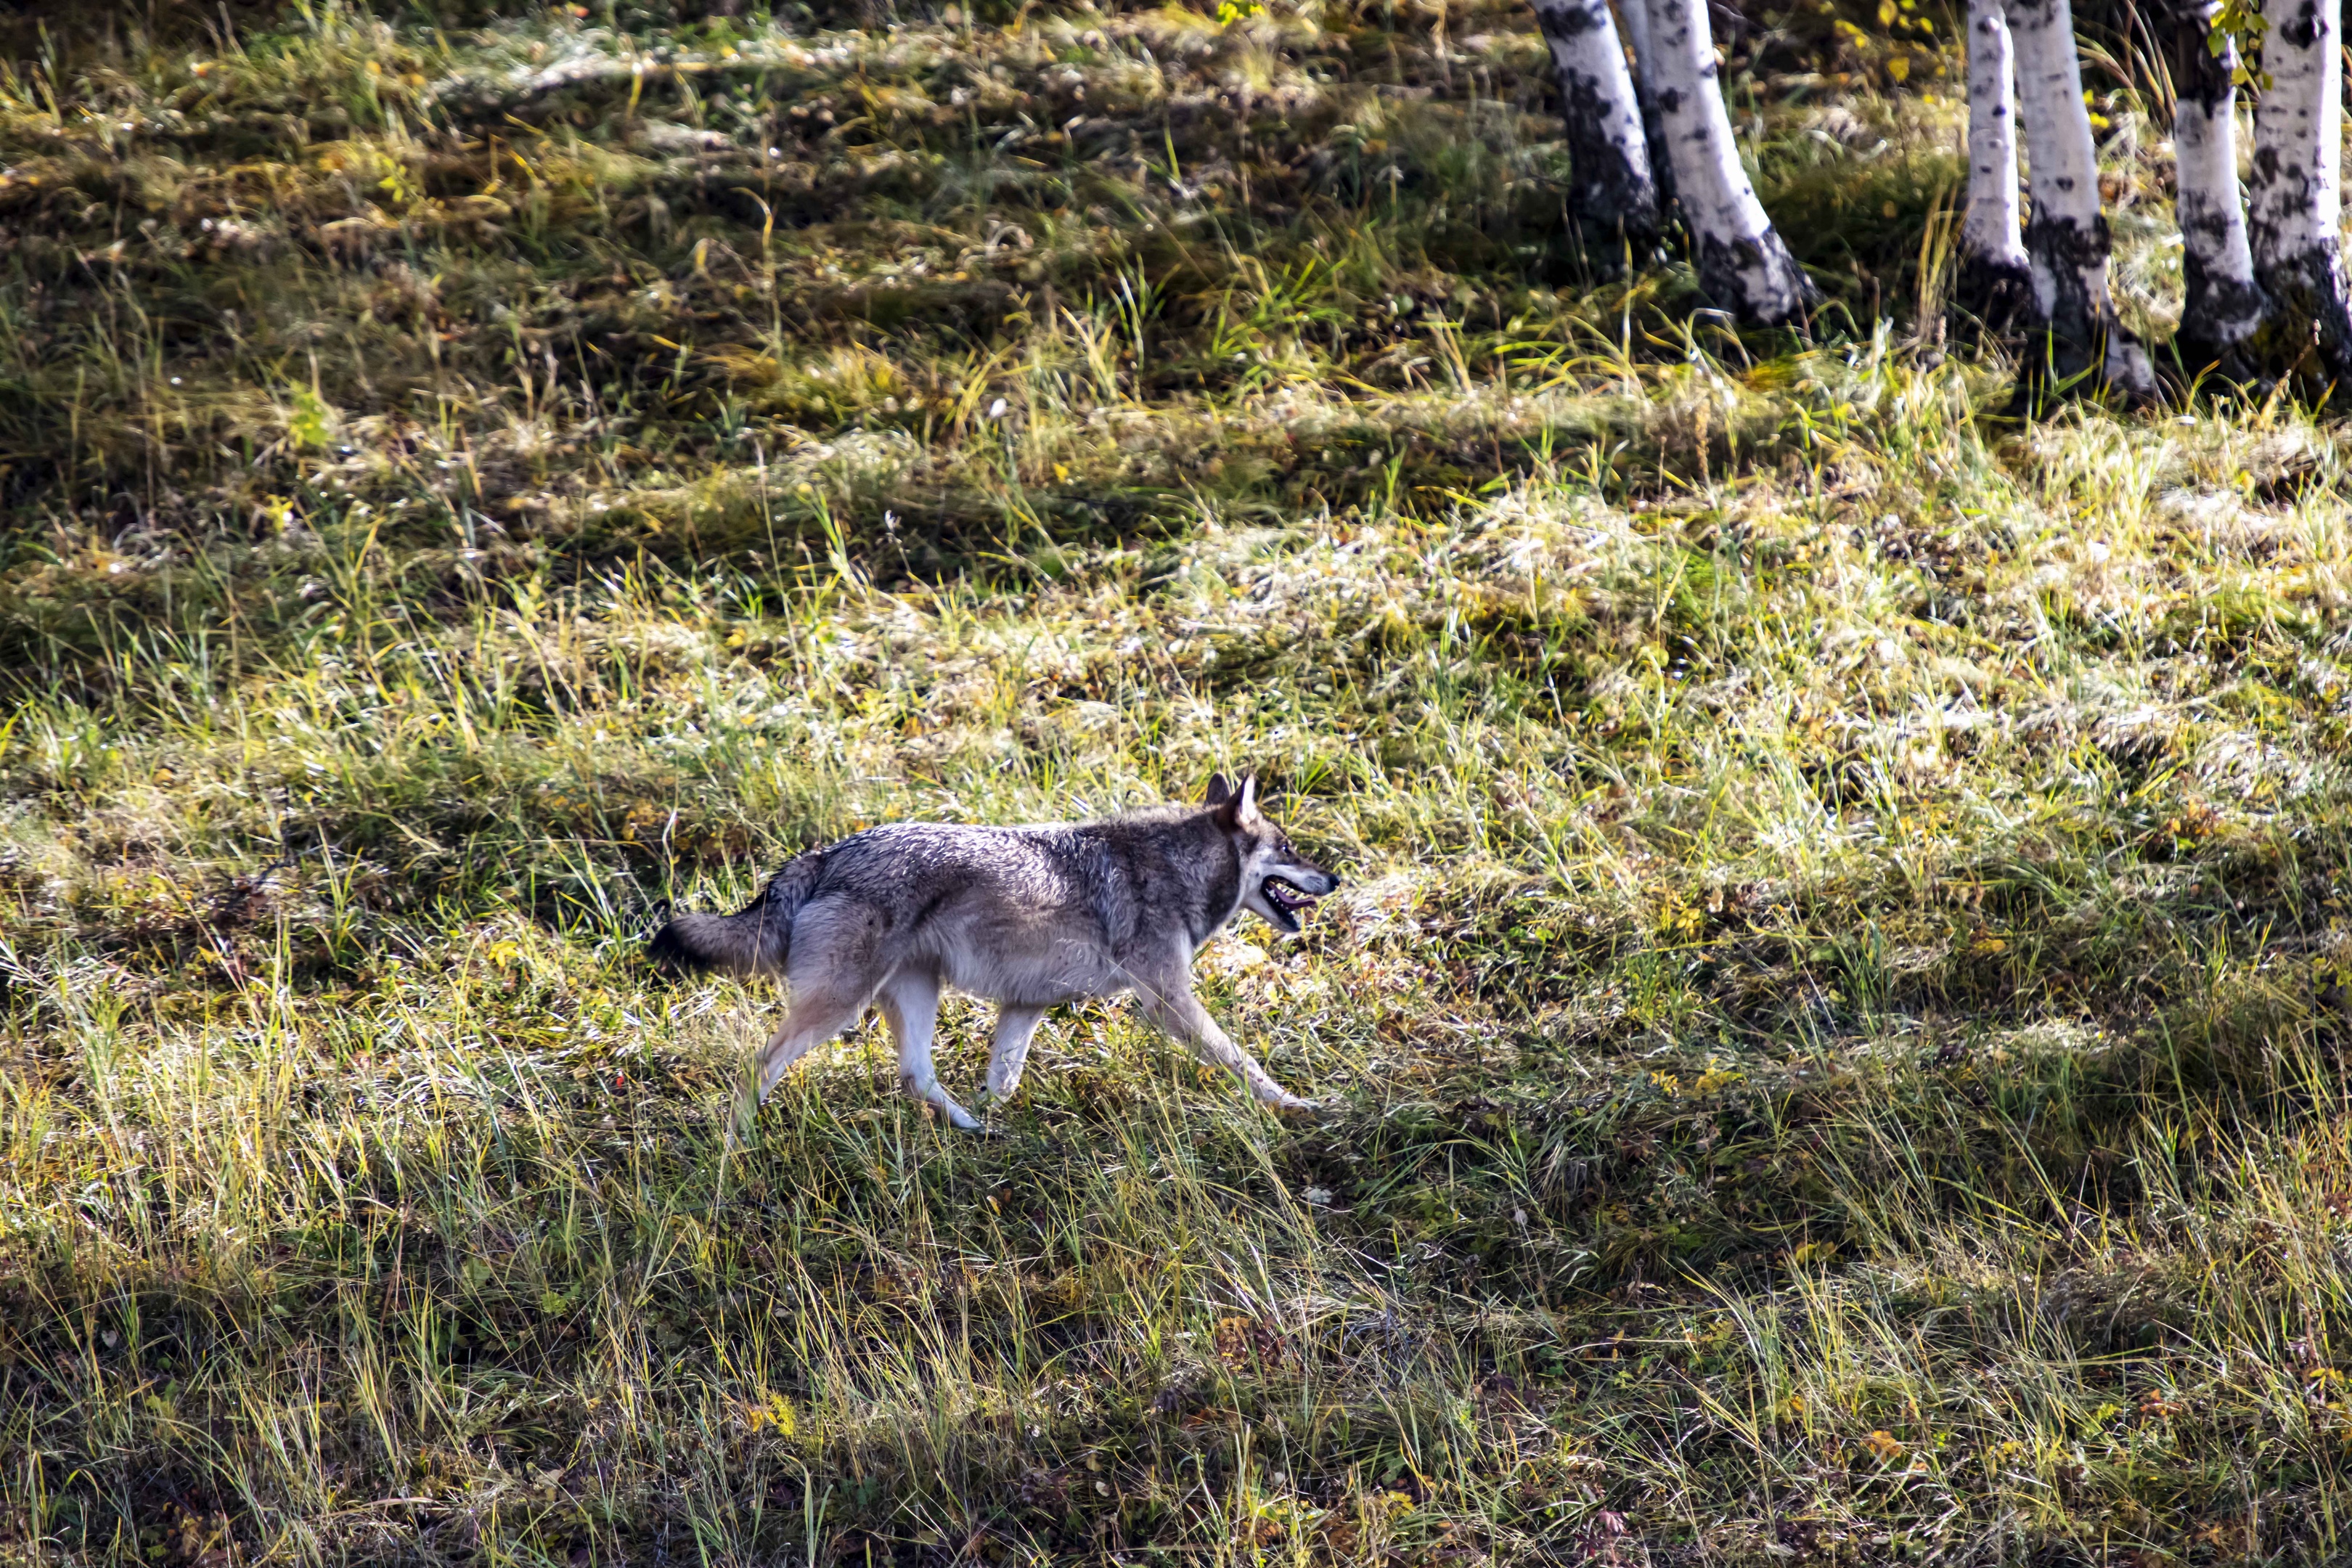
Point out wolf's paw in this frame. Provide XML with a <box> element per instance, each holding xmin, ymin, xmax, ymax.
<box><xmin>931</xmin><ymin>1102</ymin><xmax>986</xmax><ymax>1133</ymax></box>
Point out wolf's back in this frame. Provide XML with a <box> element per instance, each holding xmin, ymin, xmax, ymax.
<box><xmin>647</xmin><ymin>848</ymin><xmax>827</xmax><ymax>977</ymax></box>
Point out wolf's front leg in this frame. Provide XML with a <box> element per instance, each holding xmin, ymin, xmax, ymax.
<box><xmin>878</xmin><ymin>972</ymin><xmax>982</xmax><ymax>1130</ymax></box>
<box><xmin>985</xmin><ymin>1005</ymin><xmax>1047</xmax><ymax>1099</ymax></box>
<box><xmin>1137</xmin><ymin>981</ymin><xmax>1312</xmax><ymax>1111</ymax></box>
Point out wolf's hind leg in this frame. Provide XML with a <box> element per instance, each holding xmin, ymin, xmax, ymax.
<box><xmin>985</xmin><ymin>1005</ymin><xmax>1047</xmax><ymax>1098</ymax></box>
<box><xmin>879</xmin><ymin>973</ymin><xmax>981</xmax><ymax>1131</ymax></box>
<box><xmin>1136</xmin><ymin>981</ymin><xmax>1312</xmax><ymax>1111</ymax></box>
<box><xmin>749</xmin><ymin>987</ymin><xmax>870</xmax><ymax>1104</ymax></box>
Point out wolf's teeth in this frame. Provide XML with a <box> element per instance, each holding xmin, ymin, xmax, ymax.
<box><xmin>1263</xmin><ymin>877</ymin><xmax>1317</xmax><ymax>913</ymax></box>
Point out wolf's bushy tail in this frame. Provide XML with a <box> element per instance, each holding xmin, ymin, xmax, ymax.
<box><xmin>646</xmin><ymin>849</ymin><xmax>827</xmax><ymax>978</ymax></box>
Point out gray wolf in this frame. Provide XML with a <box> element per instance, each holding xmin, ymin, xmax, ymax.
<box><xmin>648</xmin><ymin>775</ymin><xmax>1340</xmax><ymax>1129</ymax></box>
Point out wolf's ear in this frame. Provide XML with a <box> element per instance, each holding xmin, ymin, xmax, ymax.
<box><xmin>1235</xmin><ymin>774</ymin><xmax>1261</xmax><ymax>825</ymax></box>
<box><xmin>1204</xmin><ymin>774</ymin><xmax>1233</xmax><ymax>807</ymax></box>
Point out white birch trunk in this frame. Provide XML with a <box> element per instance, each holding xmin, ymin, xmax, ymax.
<box><xmin>1641</xmin><ymin>0</ymin><xmax>1814</xmax><ymax>324</ymax></box>
<box><xmin>2005</xmin><ymin>0</ymin><xmax>2154</xmax><ymax>397</ymax></box>
<box><xmin>1959</xmin><ymin>0</ymin><xmax>2034</xmax><ymax>326</ymax></box>
<box><xmin>1533</xmin><ymin>0</ymin><xmax>1662</xmax><ymax>248</ymax></box>
<box><xmin>2249</xmin><ymin>0</ymin><xmax>2352</xmax><ymax>380</ymax></box>
<box><xmin>2170</xmin><ymin>0</ymin><xmax>2267</xmax><ymax>373</ymax></box>
<box><xmin>1612</xmin><ymin>0</ymin><xmax>1676</xmax><ymax>210</ymax></box>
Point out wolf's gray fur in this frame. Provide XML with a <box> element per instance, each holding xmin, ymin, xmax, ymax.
<box><xmin>649</xmin><ymin>775</ymin><xmax>1339</xmax><ymax>1129</ymax></box>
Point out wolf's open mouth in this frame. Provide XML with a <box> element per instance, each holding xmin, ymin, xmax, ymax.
<box><xmin>1263</xmin><ymin>876</ymin><xmax>1319</xmax><ymax>927</ymax></box>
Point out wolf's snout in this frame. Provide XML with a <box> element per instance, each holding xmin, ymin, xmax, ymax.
<box><xmin>1261</xmin><ymin>867</ymin><xmax>1336</xmax><ymax>925</ymax></box>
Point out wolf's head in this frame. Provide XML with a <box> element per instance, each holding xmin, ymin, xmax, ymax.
<box><xmin>1204</xmin><ymin>774</ymin><xmax>1340</xmax><ymax>936</ymax></box>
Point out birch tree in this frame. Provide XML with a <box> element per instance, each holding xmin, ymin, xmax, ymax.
<box><xmin>1958</xmin><ymin>0</ymin><xmax>2033</xmax><ymax>327</ymax></box>
<box><xmin>2005</xmin><ymin>0</ymin><xmax>2154</xmax><ymax>398</ymax></box>
<box><xmin>1612</xmin><ymin>0</ymin><xmax>1676</xmax><ymax>210</ymax></box>
<box><xmin>1642</xmin><ymin>0</ymin><xmax>1815</xmax><ymax>324</ymax></box>
<box><xmin>2168</xmin><ymin>0</ymin><xmax>2268</xmax><ymax>377</ymax></box>
<box><xmin>1533</xmin><ymin>0</ymin><xmax>1663</xmax><ymax>250</ymax></box>
<box><xmin>2248</xmin><ymin>0</ymin><xmax>2352</xmax><ymax>382</ymax></box>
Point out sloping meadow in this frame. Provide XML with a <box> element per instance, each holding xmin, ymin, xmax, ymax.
<box><xmin>5</xmin><ymin>0</ymin><xmax>2352</xmax><ymax>1564</ymax></box>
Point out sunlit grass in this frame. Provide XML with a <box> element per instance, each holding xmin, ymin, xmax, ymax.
<box><xmin>1</xmin><ymin>0</ymin><xmax>2348</xmax><ymax>1563</ymax></box>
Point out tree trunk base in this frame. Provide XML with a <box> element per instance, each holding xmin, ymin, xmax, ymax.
<box><xmin>2168</xmin><ymin>288</ymin><xmax>2273</xmax><ymax>395</ymax></box>
<box><xmin>2252</xmin><ymin>247</ymin><xmax>2352</xmax><ymax>396</ymax></box>
<box><xmin>2007</xmin><ymin>320</ymin><xmax>2158</xmax><ymax>413</ymax></box>
<box><xmin>1953</xmin><ymin>252</ymin><xmax>2035</xmax><ymax>338</ymax></box>
<box><xmin>2163</xmin><ymin>335</ymin><xmax>2272</xmax><ymax>394</ymax></box>
<box><xmin>2012</xmin><ymin>209</ymin><xmax>2155</xmax><ymax>410</ymax></box>
<box><xmin>1567</xmin><ymin>224</ymin><xmax>1670</xmax><ymax>278</ymax></box>
<box><xmin>1535</xmin><ymin>0</ymin><xmax>1664</xmax><ymax>265</ymax></box>
<box><xmin>1694</xmin><ymin>229</ymin><xmax>1818</xmax><ymax>328</ymax></box>
<box><xmin>2170</xmin><ymin>269</ymin><xmax>2271</xmax><ymax>393</ymax></box>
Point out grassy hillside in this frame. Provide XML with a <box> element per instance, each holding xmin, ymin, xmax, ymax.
<box><xmin>5</xmin><ymin>1</ymin><xmax>2352</xmax><ymax>1563</ymax></box>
